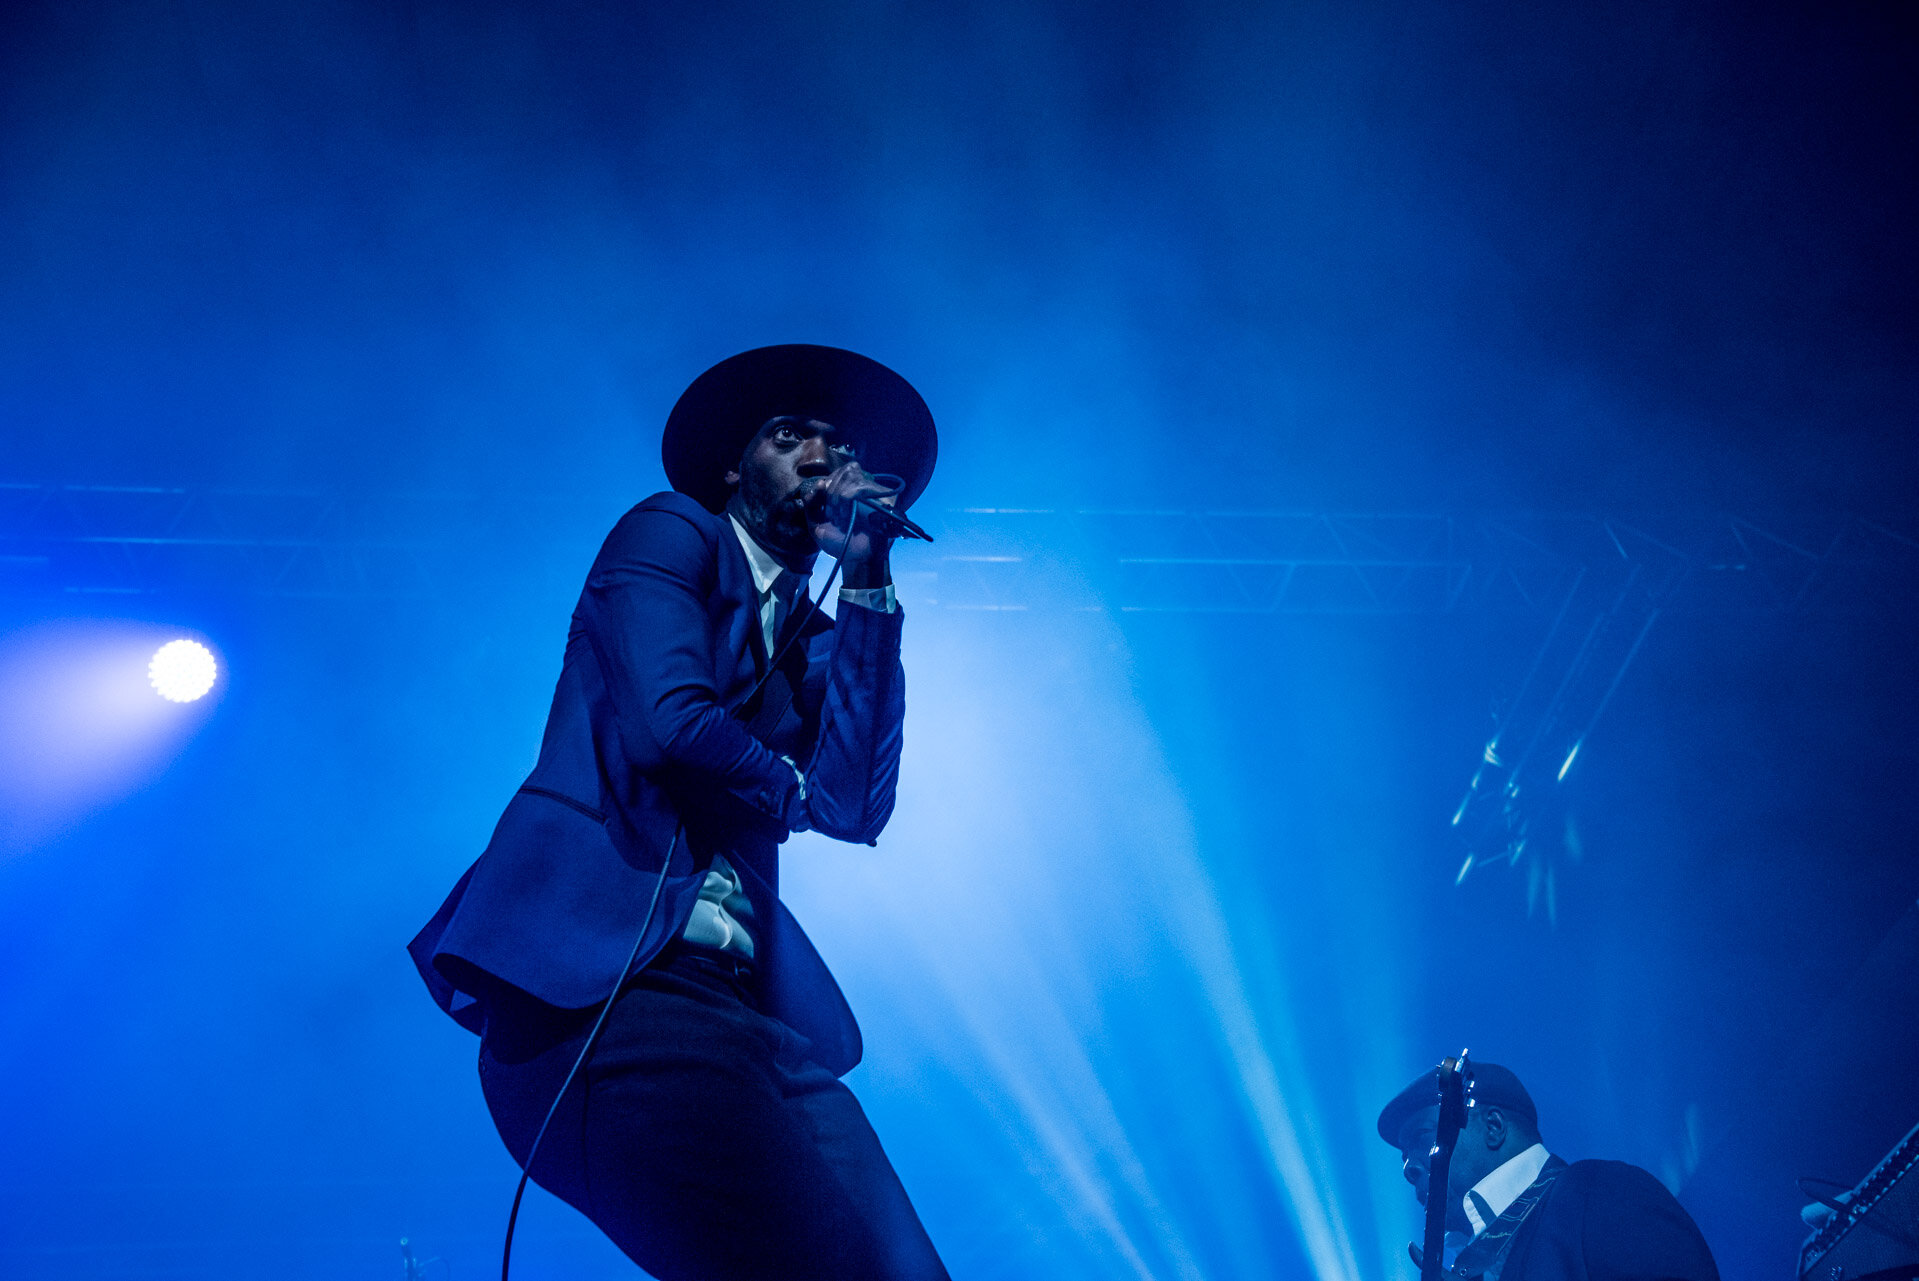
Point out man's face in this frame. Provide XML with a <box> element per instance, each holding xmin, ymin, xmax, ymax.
<box><xmin>724</xmin><ymin>415</ymin><xmax>861</xmax><ymax>561</ymax></box>
<box><xmin>1395</xmin><ymin>1110</ymin><xmax>1441</xmax><ymax>1209</ymax></box>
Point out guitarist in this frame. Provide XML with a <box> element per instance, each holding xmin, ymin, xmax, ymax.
<box><xmin>1378</xmin><ymin>1060</ymin><xmax>1720</xmax><ymax>1281</ymax></box>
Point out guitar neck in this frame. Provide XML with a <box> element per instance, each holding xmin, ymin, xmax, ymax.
<box><xmin>1421</xmin><ymin>1146</ymin><xmax>1454</xmax><ymax>1281</ymax></box>
<box><xmin>1419</xmin><ymin>1053</ymin><xmax>1471</xmax><ymax>1281</ymax></box>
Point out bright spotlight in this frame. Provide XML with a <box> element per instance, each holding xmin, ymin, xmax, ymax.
<box><xmin>149</xmin><ymin>640</ymin><xmax>217</xmax><ymax>703</ymax></box>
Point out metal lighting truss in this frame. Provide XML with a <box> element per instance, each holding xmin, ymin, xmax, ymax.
<box><xmin>924</xmin><ymin>507</ymin><xmax>1919</xmax><ymax>616</ymax></box>
<box><xmin>3</xmin><ymin>484</ymin><xmax>1915</xmax><ymax>613</ymax></box>
<box><xmin>6</xmin><ymin>484</ymin><xmax>1916</xmax><ymax>915</ymax></box>
<box><xmin>0</xmin><ymin>483</ymin><xmax>602</xmax><ymax>600</ymax></box>
<box><xmin>1424</xmin><ymin>510</ymin><xmax>1917</xmax><ymax>919</ymax></box>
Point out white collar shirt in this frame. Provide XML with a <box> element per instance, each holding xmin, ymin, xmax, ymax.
<box><xmin>729</xmin><ymin>514</ymin><xmax>800</xmax><ymax>655</ymax></box>
<box><xmin>1463</xmin><ymin>1143</ymin><xmax>1553</xmax><ymax>1237</ymax></box>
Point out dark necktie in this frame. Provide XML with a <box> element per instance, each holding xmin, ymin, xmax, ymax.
<box><xmin>745</xmin><ymin>570</ymin><xmax>810</xmax><ymax>746</ymax></box>
<box><xmin>769</xmin><ymin>569</ymin><xmax>808</xmax><ymax>656</ymax></box>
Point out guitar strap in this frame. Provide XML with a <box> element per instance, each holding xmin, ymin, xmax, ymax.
<box><xmin>1448</xmin><ymin>1157</ymin><xmax>1569</xmax><ymax>1281</ymax></box>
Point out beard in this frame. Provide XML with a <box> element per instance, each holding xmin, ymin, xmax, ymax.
<box><xmin>729</xmin><ymin>475</ymin><xmax>817</xmax><ymax>562</ymax></box>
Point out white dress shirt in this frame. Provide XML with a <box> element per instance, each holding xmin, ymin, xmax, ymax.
<box><xmin>1463</xmin><ymin>1142</ymin><xmax>1554</xmax><ymax>1236</ymax></box>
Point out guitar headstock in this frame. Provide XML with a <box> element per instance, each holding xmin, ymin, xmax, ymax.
<box><xmin>1434</xmin><ymin>1049</ymin><xmax>1474</xmax><ymax>1148</ymax></box>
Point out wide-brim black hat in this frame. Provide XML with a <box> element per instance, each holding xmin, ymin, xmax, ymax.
<box><xmin>1376</xmin><ymin>1060</ymin><xmax>1538</xmax><ymax>1146</ymax></box>
<box><xmin>662</xmin><ymin>344</ymin><xmax>938</xmax><ymax>515</ymax></box>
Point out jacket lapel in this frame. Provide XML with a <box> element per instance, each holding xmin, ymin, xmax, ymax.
<box><xmin>715</xmin><ymin>521</ymin><xmax>771</xmax><ymax>696</ymax></box>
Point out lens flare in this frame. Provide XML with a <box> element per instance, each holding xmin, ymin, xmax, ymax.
<box><xmin>149</xmin><ymin>640</ymin><xmax>217</xmax><ymax>703</ymax></box>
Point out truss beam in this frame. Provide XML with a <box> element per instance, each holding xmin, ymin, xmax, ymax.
<box><xmin>2</xmin><ymin>484</ymin><xmax>1915</xmax><ymax>612</ymax></box>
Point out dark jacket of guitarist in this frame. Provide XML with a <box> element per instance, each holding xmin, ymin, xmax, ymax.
<box><xmin>1380</xmin><ymin>1061</ymin><xmax>1720</xmax><ymax>1281</ymax></box>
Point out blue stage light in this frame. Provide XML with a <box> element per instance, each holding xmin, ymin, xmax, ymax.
<box><xmin>149</xmin><ymin>639</ymin><xmax>217</xmax><ymax>702</ymax></box>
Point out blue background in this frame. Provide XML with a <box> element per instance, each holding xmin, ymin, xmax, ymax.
<box><xmin>1</xmin><ymin>2</ymin><xmax>1914</xmax><ymax>1278</ymax></box>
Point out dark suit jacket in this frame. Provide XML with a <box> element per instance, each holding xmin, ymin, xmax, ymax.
<box><xmin>408</xmin><ymin>491</ymin><xmax>905</xmax><ymax>1075</ymax></box>
<box><xmin>1497</xmin><ymin>1159</ymin><xmax>1719</xmax><ymax>1281</ymax></box>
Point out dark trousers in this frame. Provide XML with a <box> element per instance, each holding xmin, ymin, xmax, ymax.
<box><xmin>478</xmin><ymin>948</ymin><xmax>949</xmax><ymax>1281</ymax></box>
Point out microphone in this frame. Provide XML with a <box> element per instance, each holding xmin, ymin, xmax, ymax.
<box><xmin>850</xmin><ymin>494</ymin><xmax>934</xmax><ymax>542</ymax></box>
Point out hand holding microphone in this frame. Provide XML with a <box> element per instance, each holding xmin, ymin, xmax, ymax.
<box><xmin>805</xmin><ymin>467</ymin><xmax>932</xmax><ymax>564</ymax></box>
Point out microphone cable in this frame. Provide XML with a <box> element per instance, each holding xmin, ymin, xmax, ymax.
<box><xmin>499</xmin><ymin>510</ymin><xmax>858</xmax><ymax>1281</ymax></box>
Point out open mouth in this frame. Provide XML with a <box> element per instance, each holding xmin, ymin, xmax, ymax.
<box><xmin>792</xmin><ymin>481</ymin><xmax>829</xmax><ymax>521</ymax></box>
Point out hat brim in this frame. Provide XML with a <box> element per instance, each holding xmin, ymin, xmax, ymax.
<box><xmin>1377</xmin><ymin>1073</ymin><xmax>1444</xmax><ymax>1148</ymax></box>
<box><xmin>662</xmin><ymin>344</ymin><xmax>938</xmax><ymax>515</ymax></box>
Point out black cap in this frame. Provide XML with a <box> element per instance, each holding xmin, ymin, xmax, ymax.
<box><xmin>661</xmin><ymin>344</ymin><xmax>938</xmax><ymax>515</ymax></box>
<box><xmin>1376</xmin><ymin>1060</ymin><xmax>1538</xmax><ymax>1147</ymax></box>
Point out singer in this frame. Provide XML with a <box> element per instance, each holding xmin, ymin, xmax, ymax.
<box><xmin>408</xmin><ymin>345</ymin><xmax>948</xmax><ymax>1279</ymax></box>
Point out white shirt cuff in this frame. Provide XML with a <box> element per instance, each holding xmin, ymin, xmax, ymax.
<box><xmin>779</xmin><ymin>754</ymin><xmax>807</xmax><ymax>801</ymax></box>
<box><xmin>838</xmin><ymin>584</ymin><xmax>897</xmax><ymax>613</ymax></box>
